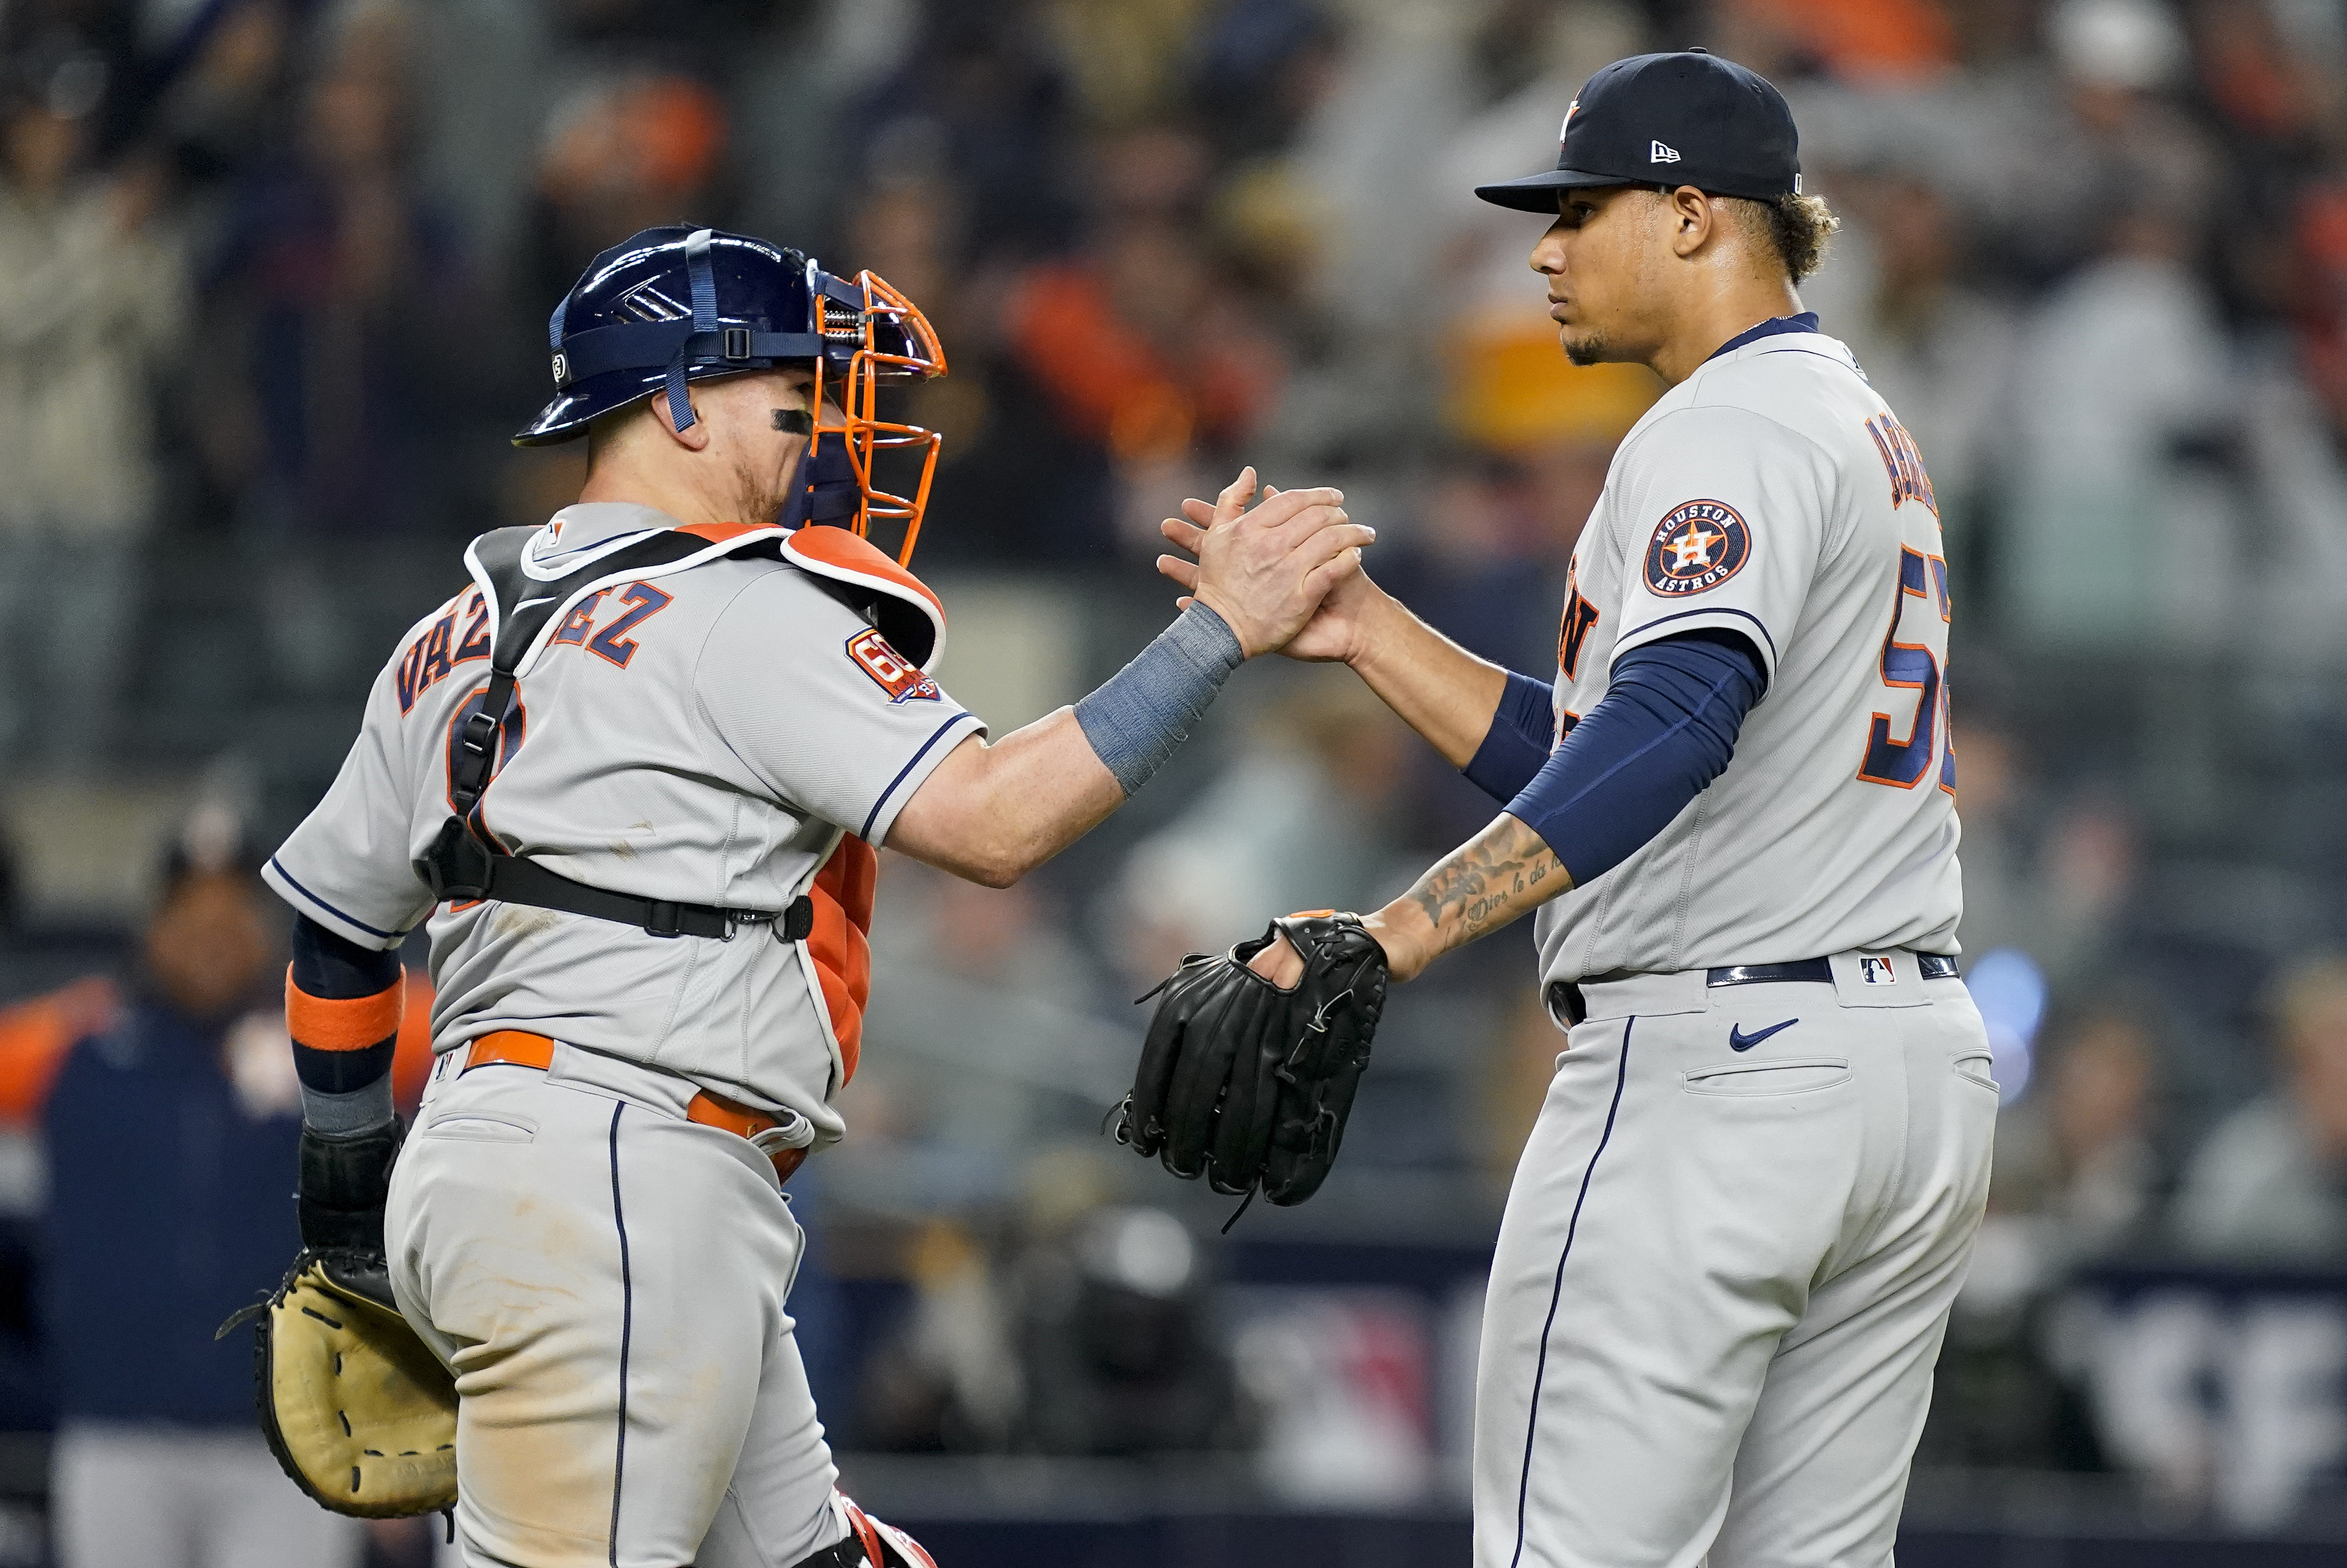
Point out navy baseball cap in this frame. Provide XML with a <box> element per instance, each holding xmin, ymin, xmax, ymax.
<box><xmin>1474</xmin><ymin>49</ymin><xmax>1801</xmax><ymax>211</ymax></box>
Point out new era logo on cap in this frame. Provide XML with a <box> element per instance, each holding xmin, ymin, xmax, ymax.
<box><xmin>1650</xmin><ymin>140</ymin><xmax>1681</xmax><ymax>163</ymax></box>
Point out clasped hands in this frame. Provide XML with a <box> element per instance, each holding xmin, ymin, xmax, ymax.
<box><xmin>1154</xmin><ymin>467</ymin><xmax>1374</xmax><ymax>661</ymax></box>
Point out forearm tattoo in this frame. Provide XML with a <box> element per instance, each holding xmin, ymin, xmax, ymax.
<box><xmin>1405</xmin><ymin>814</ymin><xmax>1572</xmax><ymax>956</ymax></box>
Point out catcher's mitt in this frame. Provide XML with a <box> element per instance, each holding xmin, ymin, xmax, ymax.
<box><xmin>220</xmin><ymin>1122</ymin><xmax>454</xmax><ymax>1518</ymax></box>
<box><xmin>218</xmin><ymin>1249</ymin><xmax>457</xmax><ymax>1518</ymax></box>
<box><xmin>1115</xmin><ymin>912</ymin><xmax>1389</xmax><ymax>1219</ymax></box>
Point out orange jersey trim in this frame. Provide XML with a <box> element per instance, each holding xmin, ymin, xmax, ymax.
<box><xmin>284</xmin><ymin>967</ymin><xmax>406</xmax><ymax>1051</ymax></box>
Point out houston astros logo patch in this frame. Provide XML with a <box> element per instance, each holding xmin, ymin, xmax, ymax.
<box><xmin>847</xmin><ymin>629</ymin><xmax>942</xmax><ymax>703</ymax></box>
<box><xmin>1644</xmin><ymin>500</ymin><xmax>1751</xmax><ymax>596</ymax></box>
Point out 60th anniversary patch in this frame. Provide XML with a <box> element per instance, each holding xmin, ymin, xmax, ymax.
<box><xmin>1644</xmin><ymin>500</ymin><xmax>1751</xmax><ymax>596</ymax></box>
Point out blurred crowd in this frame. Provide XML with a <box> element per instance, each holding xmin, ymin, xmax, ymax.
<box><xmin>10</xmin><ymin>0</ymin><xmax>2347</xmax><ymax>1544</ymax></box>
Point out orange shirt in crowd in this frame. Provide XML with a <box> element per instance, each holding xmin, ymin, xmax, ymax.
<box><xmin>0</xmin><ymin>972</ymin><xmax>437</xmax><ymax>1129</ymax></box>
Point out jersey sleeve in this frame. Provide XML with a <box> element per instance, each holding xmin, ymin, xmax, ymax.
<box><xmin>695</xmin><ymin>569</ymin><xmax>987</xmax><ymax>845</ymax></box>
<box><xmin>1604</xmin><ymin>404</ymin><xmax>1836</xmax><ymax>689</ymax></box>
<box><xmin>263</xmin><ymin>649</ymin><xmax>439</xmax><ymax>951</ymax></box>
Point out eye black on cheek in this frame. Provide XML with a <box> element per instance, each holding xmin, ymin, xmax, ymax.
<box><xmin>772</xmin><ymin>408</ymin><xmax>813</xmax><ymax>435</ymax></box>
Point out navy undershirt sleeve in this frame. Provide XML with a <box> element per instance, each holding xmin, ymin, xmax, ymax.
<box><xmin>291</xmin><ymin>912</ymin><xmax>400</xmax><ymax>999</ymax></box>
<box><xmin>1505</xmin><ymin>629</ymin><xmax>1766</xmax><ymax>886</ymax></box>
<box><xmin>1462</xmin><ymin>671</ymin><xmax>1558</xmax><ymax>803</ymax></box>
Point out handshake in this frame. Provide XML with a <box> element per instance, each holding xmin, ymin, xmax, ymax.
<box><xmin>1154</xmin><ymin>465</ymin><xmax>1379</xmax><ymax>664</ymax></box>
<box><xmin>1112</xmin><ymin>466</ymin><xmax>1398</xmax><ymax>1224</ymax></box>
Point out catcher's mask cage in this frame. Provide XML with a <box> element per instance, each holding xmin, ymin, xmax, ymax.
<box><xmin>516</xmin><ymin>225</ymin><xmax>947</xmax><ymax>566</ymax></box>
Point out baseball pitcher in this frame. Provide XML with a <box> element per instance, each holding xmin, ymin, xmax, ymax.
<box><xmin>248</xmin><ymin>226</ymin><xmax>1369</xmax><ymax>1566</ymax></box>
<box><xmin>1129</xmin><ymin>51</ymin><xmax>1995</xmax><ymax>1566</ymax></box>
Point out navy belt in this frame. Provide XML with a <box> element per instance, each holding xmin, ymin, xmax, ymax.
<box><xmin>1709</xmin><ymin>954</ymin><xmax>1960</xmax><ymax>986</ymax></box>
<box><xmin>1547</xmin><ymin>952</ymin><xmax>1960</xmax><ymax>1026</ymax></box>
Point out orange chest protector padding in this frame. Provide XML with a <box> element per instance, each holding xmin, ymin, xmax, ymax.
<box><xmin>807</xmin><ymin>834</ymin><xmax>878</xmax><ymax>1084</ymax></box>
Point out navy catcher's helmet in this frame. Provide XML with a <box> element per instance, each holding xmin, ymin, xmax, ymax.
<box><xmin>517</xmin><ymin>225</ymin><xmax>948</xmax><ymax>563</ymax></box>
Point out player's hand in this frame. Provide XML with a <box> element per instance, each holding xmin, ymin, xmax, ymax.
<box><xmin>1159</xmin><ymin>469</ymin><xmax>1374</xmax><ymax>659</ymax></box>
<box><xmin>1245</xmin><ymin>931</ymin><xmax>1306</xmax><ymax>988</ymax></box>
<box><xmin>1162</xmin><ymin>488</ymin><xmax>1385</xmax><ymax>664</ymax></box>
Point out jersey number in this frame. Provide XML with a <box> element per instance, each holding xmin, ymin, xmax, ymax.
<box><xmin>1858</xmin><ymin>545</ymin><xmax>1954</xmax><ymax>793</ymax></box>
<box><xmin>547</xmin><ymin>581</ymin><xmax>675</xmax><ymax>668</ymax></box>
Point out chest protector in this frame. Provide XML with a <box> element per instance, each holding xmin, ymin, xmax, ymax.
<box><xmin>417</xmin><ymin>518</ymin><xmax>946</xmax><ymax>1083</ymax></box>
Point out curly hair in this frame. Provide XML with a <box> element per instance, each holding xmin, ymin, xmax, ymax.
<box><xmin>1730</xmin><ymin>190</ymin><xmax>1839</xmax><ymax>283</ymax></box>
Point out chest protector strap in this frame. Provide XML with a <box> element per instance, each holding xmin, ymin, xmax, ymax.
<box><xmin>416</xmin><ymin>521</ymin><xmax>816</xmax><ymax>942</ymax></box>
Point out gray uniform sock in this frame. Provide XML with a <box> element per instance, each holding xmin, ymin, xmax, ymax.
<box><xmin>1074</xmin><ymin>602</ymin><xmax>1244</xmax><ymax>795</ymax></box>
<box><xmin>301</xmin><ymin>1078</ymin><xmax>397</xmax><ymax>1137</ymax></box>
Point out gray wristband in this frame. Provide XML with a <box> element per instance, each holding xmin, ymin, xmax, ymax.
<box><xmin>1074</xmin><ymin>602</ymin><xmax>1244</xmax><ymax>796</ymax></box>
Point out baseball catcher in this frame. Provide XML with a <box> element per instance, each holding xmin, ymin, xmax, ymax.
<box><xmin>226</xmin><ymin>224</ymin><xmax>1371</xmax><ymax>1566</ymax></box>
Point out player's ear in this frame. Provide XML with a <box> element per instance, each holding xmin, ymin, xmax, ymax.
<box><xmin>649</xmin><ymin>385</ymin><xmax>713</xmax><ymax>452</ymax></box>
<box><xmin>1667</xmin><ymin>186</ymin><xmax>1713</xmax><ymax>259</ymax></box>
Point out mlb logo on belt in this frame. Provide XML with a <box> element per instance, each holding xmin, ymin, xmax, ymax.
<box><xmin>1644</xmin><ymin>499</ymin><xmax>1751</xmax><ymax>596</ymax></box>
<box><xmin>1858</xmin><ymin>956</ymin><xmax>1897</xmax><ymax>985</ymax></box>
<box><xmin>847</xmin><ymin>629</ymin><xmax>941</xmax><ymax>704</ymax></box>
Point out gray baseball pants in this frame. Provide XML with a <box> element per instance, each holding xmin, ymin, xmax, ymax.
<box><xmin>387</xmin><ymin>1042</ymin><xmax>847</xmax><ymax>1568</ymax></box>
<box><xmin>1475</xmin><ymin>951</ymin><xmax>1997</xmax><ymax>1567</ymax></box>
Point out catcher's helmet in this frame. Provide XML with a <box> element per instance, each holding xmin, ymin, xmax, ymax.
<box><xmin>517</xmin><ymin>225</ymin><xmax>948</xmax><ymax>562</ymax></box>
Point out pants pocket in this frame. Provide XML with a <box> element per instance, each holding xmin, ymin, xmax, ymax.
<box><xmin>1953</xmin><ymin>1050</ymin><xmax>1999</xmax><ymax>1094</ymax></box>
<box><xmin>422</xmin><ymin>1111</ymin><xmax>539</xmax><ymax>1143</ymax></box>
<box><xmin>1681</xmin><ymin>1057</ymin><xmax>1852</xmax><ymax>1097</ymax></box>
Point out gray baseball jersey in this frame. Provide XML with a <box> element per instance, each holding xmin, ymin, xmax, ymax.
<box><xmin>263</xmin><ymin>502</ymin><xmax>985</xmax><ymax>1143</ymax></box>
<box><xmin>1533</xmin><ymin>326</ymin><xmax>1962</xmax><ymax>982</ymax></box>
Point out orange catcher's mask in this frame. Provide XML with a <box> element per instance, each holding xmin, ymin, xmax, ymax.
<box><xmin>807</xmin><ymin>269</ymin><xmax>947</xmax><ymax>566</ymax></box>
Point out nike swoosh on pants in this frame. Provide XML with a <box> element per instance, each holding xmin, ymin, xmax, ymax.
<box><xmin>1728</xmin><ymin>1018</ymin><xmax>1798</xmax><ymax>1051</ymax></box>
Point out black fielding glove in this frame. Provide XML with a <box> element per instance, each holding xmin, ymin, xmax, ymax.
<box><xmin>1116</xmin><ymin>912</ymin><xmax>1389</xmax><ymax>1220</ymax></box>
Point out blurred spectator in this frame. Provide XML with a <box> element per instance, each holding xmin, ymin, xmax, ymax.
<box><xmin>1014</xmin><ymin>1202</ymin><xmax>1242</xmax><ymax>1456</ymax></box>
<box><xmin>145</xmin><ymin>0</ymin><xmax>296</xmax><ymax>196</ymax></box>
<box><xmin>2001</xmin><ymin>194</ymin><xmax>2230</xmax><ymax>650</ymax></box>
<box><xmin>35</xmin><ymin>826</ymin><xmax>359</xmax><ymax>1568</ymax></box>
<box><xmin>1939</xmin><ymin>714</ymin><xmax>2141</xmax><ymax>995</ymax></box>
<box><xmin>2006</xmin><ymin>0</ymin><xmax>2216</xmax><ymax>282</ymax></box>
<box><xmin>1812</xmin><ymin>168</ymin><xmax>2015</xmax><ymax>536</ymax></box>
<box><xmin>1189</xmin><ymin>0</ymin><xmax>1338</xmax><ymax>163</ymax></box>
<box><xmin>192</xmin><ymin>5</ymin><xmax>483</xmax><ymax>692</ymax></box>
<box><xmin>199</xmin><ymin>7</ymin><xmax>472</xmax><ymax>535</ymax></box>
<box><xmin>1715</xmin><ymin>0</ymin><xmax>1960</xmax><ymax>85</ymax></box>
<box><xmin>840</xmin><ymin>4</ymin><xmax>1078</xmax><ymax>262</ymax></box>
<box><xmin>1989</xmin><ymin>1002</ymin><xmax>2171</xmax><ymax>1265</ymax></box>
<box><xmin>522</xmin><ymin>69</ymin><xmax>728</xmax><ymax>323</ymax></box>
<box><xmin>2173</xmin><ymin>955</ymin><xmax>2347</xmax><ymax>1263</ymax></box>
<box><xmin>859</xmin><ymin>853</ymin><xmax>1128</xmax><ymax>1154</ymax></box>
<box><xmin>0</xmin><ymin>48</ymin><xmax>187</xmax><ymax>775</ymax></box>
<box><xmin>1004</xmin><ymin>125</ymin><xmax>1288</xmax><ymax>556</ymax></box>
<box><xmin>857</xmin><ymin>1216</ymin><xmax>1022</xmax><ymax>1452</ymax></box>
